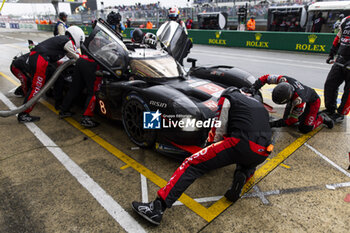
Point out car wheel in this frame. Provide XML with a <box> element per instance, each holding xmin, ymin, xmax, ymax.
<box><xmin>122</xmin><ymin>94</ymin><xmax>156</xmax><ymax>148</ymax></box>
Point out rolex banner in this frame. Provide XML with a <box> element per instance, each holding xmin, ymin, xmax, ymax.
<box><xmin>186</xmin><ymin>30</ymin><xmax>334</xmax><ymax>54</ymax></box>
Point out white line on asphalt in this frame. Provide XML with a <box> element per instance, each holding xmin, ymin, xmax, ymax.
<box><xmin>173</xmin><ymin>196</ymin><xmax>223</xmax><ymax>206</ymax></box>
<box><xmin>191</xmin><ymin>51</ymin><xmax>329</xmax><ymax>70</ymax></box>
<box><xmin>172</xmin><ymin>178</ymin><xmax>350</xmax><ymax>206</ymax></box>
<box><xmin>140</xmin><ymin>174</ymin><xmax>148</xmax><ymax>203</ymax></box>
<box><xmin>305</xmin><ymin>143</ymin><xmax>350</xmax><ymax>178</ymax></box>
<box><xmin>0</xmin><ymin>92</ymin><xmax>146</xmax><ymax>233</ymax></box>
<box><xmin>326</xmin><ymin>181</ymin><xmax>350</xmax><ymax>190</ymax></box>
<box><xmin>253</xmin><ymin>185</ymin><xmax>270</xmax><ymax>205</ymax></box>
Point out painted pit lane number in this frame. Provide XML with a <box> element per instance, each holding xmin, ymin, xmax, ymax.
<box><xmin>99</xmin><ymin>100</ymin><xmax>107</xmax><ymax>115</ymax></box>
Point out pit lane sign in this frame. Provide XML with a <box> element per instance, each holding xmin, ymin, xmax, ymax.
<box><xmin>295</xmin><ymin>34</ymin><xmax>326</xmax><ymax>52</ymax></box>
<box><xmin>246</xmin><ymin>33</ymin><xmax>269</xmax><ymax>48</ymax></box>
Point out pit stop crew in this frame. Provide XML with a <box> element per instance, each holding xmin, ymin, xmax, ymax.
<box><xmin>132</xmin><ymin>87</ymin><xmax>273</xmax><ymax>225</ymax></box>
<box><xmin>325</xmin><ymin>15</ymin><xmax>350</xmax><ymax>123</ymax></box>
<box><xmin>251</xmin><ymin>75</ymin><xmax>334</xmax><ymax>133</ymax></box>
<box><xmin>10</xmin><ymin>52</ymin><xmax>31</xmax><ymax>97</ymax></box>
<box><xmin>58</xmin><ymin>55</ymin><xmax>102</xmax><ymax>128</ymax></box>
<box><xmin>17</xmin><ymin>26</ymin><xmax>85</xmax><ymax>123</ymax></box>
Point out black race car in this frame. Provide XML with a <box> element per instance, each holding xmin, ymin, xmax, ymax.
<box><xmin>81</xmin><ymin>19</ymin><xmax>262</xmax><ymax>158</ymax></box>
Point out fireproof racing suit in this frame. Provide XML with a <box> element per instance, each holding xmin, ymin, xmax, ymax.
<box><xmin>10</xmin><ymin>52</ymin><xmax>31</xmax><ymax>96</ymax></box>
<box><xmin>157</xmin><ymin>87</ymin><xmax>272</xmax><ymax>208</ymax></box>
<box><xmin>22</xmin><ymin>35</ymin><xmax>80</xmax><ymax>114</ymax></box>
<box><xmin>253</xmin><ymin>75</ymin><xmax>324</xmax><ymax>133</ymax></box>
<box><xmin>60</xmin><ymin>56</ymin><xmax>102</xmax><ymax>117</ymax></box>
<box><xmin>325</xmin><ymin>15</ymin><xmax>350</xmax><ymax>116</ymax></box>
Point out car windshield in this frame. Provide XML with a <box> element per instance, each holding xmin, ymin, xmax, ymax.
<box><xmin>130</xmin><ymin>55</ymin><xmax>184</xmax><ymax>78</ymax></box>
<box><xmin>88</xmin><ymin>22</ymin><xmax>129</xmax><ymax>69</ymax></box>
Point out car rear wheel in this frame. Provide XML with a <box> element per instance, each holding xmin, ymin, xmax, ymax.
<box><xmin>122</xmin><ymin>94</ymin><xmax>156</xmax><ymax>147</ymax></box>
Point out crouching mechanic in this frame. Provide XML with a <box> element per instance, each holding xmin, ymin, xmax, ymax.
<box><xmin>251</xmin><ymin>74</ymin><xmax>334</xmax><ymax>133</ymax></box>
<box><xmin>58</xmin><ymin>55</ymin><xmax>102</xmax><ymax>128</ymax></box>
<box><xmin>17</xmin><ymin>26</ymin><xmax>85</xmax><ymax>123</ymax></box>
<box><xmin>132</xmin><ymin>87</ymin><xmax>273</xmax><ymax>225</ymax></box>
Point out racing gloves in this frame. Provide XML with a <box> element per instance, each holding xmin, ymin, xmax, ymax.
<box><xmin>252</xmin><ymin>79</ymin><xmax>263</xmax><ymax>91</ymax></box>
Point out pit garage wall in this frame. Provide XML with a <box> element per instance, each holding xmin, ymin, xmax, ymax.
<box><xmin>37</xmin><ymin>25</ymin><xmax>335</xmax><ymax>54</ymax></box>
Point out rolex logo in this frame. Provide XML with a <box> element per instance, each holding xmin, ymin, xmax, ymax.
<box><xmin>255</xmin><ymin>33</ymin><xmax>262</xmax><ymax>41</ymax></box>
<box><xmin>215</xmin><ymin>31</ymin><xmax>221</xmax><ymax>39</ymax></box>
<box><xmin>308</xmin><ymin>34</ymin><xmax>317</xmax><ymax>44</ymax></box>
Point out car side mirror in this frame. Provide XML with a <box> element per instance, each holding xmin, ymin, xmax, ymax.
<box><xmin>187</xmin><ymin>58</ymin><xmax>197</xmax><ymax>68</ymax></box>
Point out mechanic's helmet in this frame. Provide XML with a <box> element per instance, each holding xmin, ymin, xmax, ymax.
<box><xmin>144</xmin><ymin>32</ymin><xmax>156</xmax><ymax>41</ymax></box>
<box><xmin>272</xmin><ymin>82</ymin><xmax>294</xmax><ymax>104</ymax></box>
<box><xmin>107</xmin><ymin>11</ymin><xmax>122</xmax><ymax>25</ymax></box>
<box><xmin>132</xmin><ymin>28</ymin><xmax>144</xmax><ymax>43</ymax></box>
<box><xmin>168</xmin><ymin>7</ymin><xmax>180</xmax><ymax>21</ymax></box>
<box><xmin>339</xmin><ymin>14</ymin><xmax>345</xmax><ymax>19</ymax></box>
<box><xmin>66</xmin><ymin>26</ymin><xmax>85</xmax><ymax>49</ymax></box>
<box><xmin>59</xmin><ymin>12</ymin><xmax>68</xmax><ymax>21</ymax></box>
<box><xmin>143</xmin><ymin>33</ymin><xmax>157</xmax><ymax>48</ymax></box>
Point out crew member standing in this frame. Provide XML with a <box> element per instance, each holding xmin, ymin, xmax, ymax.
<box><xmin>251</xmin><ymin>75</ymin><xmax>334</xmax><ymax>132</ymax></box>
<box><xmin>54</xmin><ymin>12</ymin><xmax>68</xmax><ymax>36</ymax></box>
<box><xmin>17</xmin><ymin>26</ymin><xmax>85</xmax><ymax>123</ymax></box>
<box><xmin>132</xmin><ymin>87</ymin><xmax>273</xmax><ymax>225</ymax></box>
<box><xmin>324</xmin><ymin>15</ymin><xmax>350</xmax><ymax>122</ymax></box>
<box><xmin>247</xmin><ymin>16</ymin><xmax>256</xmax><ymax>31</ymax></box>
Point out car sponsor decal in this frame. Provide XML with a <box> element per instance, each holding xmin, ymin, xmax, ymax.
<box><xmin>203</xmin><ymin>100</ymin><xmax>218</xmax><ymax>111</ymax></box>
<box><xmin>187</xmin><ymin>80</ymin><xmax>209</xmax><ymax>87</ymax></box>
<box><xmin>196</xmin><ymin>83</ymin><xmax>225</xmax><ymax>98</ymax></box>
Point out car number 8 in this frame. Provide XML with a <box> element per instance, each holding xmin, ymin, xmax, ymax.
<box><xmin>99</xmin><ymin>100</ymin><xmax>107</xmax><ymax>115</ymax></box>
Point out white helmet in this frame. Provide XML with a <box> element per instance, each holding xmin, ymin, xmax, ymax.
<box><xmin>66</xmin><ymin>26</ymin><xmax>85</xmax><ymax>49</ymax></box>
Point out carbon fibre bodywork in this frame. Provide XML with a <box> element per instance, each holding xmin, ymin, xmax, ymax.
<box><xmin>82</xmin><ymin>19</ymin><xmax>258</xmax><ymax>158</ymax></box>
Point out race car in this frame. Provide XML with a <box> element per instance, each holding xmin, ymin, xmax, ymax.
<box><xmin>79</xmin><ymin>19</ymin><xmax>261</xmax><ymax>158</ymax></box>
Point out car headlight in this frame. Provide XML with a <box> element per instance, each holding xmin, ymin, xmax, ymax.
<box><xmin>180</xmin><ymin>117</ymin><xmax>199</xmax><ymax>132</ymax></box>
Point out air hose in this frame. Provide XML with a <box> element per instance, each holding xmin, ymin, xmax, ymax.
<box><xmin>0</xmin><ymin>59</ymin><xmax>75</xmax><ymax>117</ymax></box>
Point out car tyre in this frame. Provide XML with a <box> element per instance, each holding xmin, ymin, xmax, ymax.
<box><xmin>122</xmin><ymin>94</ymin><xmax>156</xmax><ymax>148</ymax></box>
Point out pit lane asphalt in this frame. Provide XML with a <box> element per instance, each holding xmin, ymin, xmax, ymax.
<box><xmin>0</xmin><ymin>29</ymin><xmax>349</xmax><ymax>232</ymax></box>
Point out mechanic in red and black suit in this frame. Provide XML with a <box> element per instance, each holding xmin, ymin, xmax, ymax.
<box><xmin>131</xmin><ymin>87</ymin><xmax>273</xmax><ymax>225</ymax></box>
<box><xmin>251</xmin><ymin>75</ymin><xmax>334</xmax><ymax>133</ymax></box>
<box><xmin>325</xmin><ymin>15</ymin><xmax>350</xmax><ymax>123</ymax></box>
<box><xmin>17</xmin><ymin>26</ymin><xmax>85</xmax><ymax>123</ymax></box>
<box><xmin>58</xmin><ymin>55</ymin><xmax>102</xmax><ymax>128</ymax></box>
<box><xmin>10</xmin><ymin>52</ymin><xmax>31</xmax><ymax>97</ymax></box>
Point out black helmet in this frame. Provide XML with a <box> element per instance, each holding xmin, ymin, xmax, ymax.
<box><xmin>107</xmin><ymin>11</ymin><xmax>122</xmax><ymax>25</ymax></box>
<box><xmin>272</xmin><ymin>82</ymin><xmax>294</xmax><ymax>104</ymax></box>
<box><xmin>132</xmin><ymin>28</ymin><xmax>144</xmax><ymax>43</ymax></box>
<box><xmin>59</xmin><ymin>12</ymin><xmax>68</xmax><ymax>21</ymax></box>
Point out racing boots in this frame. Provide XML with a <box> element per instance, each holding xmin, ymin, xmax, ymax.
<box><xmin>17</xmin><ymin>112</ymin><xmax>40</xmax><ymax>123</ymax></box>
<box><xmin>59</xmin><ymin>111</ymin><xmax>75</xmax><ymax>119</ymax></box>
<box><xmin>321</xmin><ymin>113</ymin><xmax>334</xmax><ymax>129</ymax></box>
<box><xmin>131</xmin><ymin>198</ymin><xmax>165</xmax><ymax>225</ymax></box>
<box><xmin>319</xmin><ymin>109</ymin><xmax>344</xmax><ymax>123</ymax></box>
<box><xmin>14</xmin><ymin>86</ymin><xmax>24</xmax><ymax>97</ymax></box>
<box><xmin>80</xmin><ymin>116</ymin><xmax>99</xmax><ymax>128</ymax></box>
<box><xmin>330</xmin><ymin>113</ymin><xmax>344</xmax><ymax>123</ymax></box>
<box><xmin>224</xmin><ymin>170</ymin><xmax>247</xmax><ymax>203</ymax></box>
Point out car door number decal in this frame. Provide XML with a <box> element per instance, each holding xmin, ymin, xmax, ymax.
<box><xmin>99</xmin><ymin>100</ymin><xmax>107</xmax><ymax>115</ymax></box>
